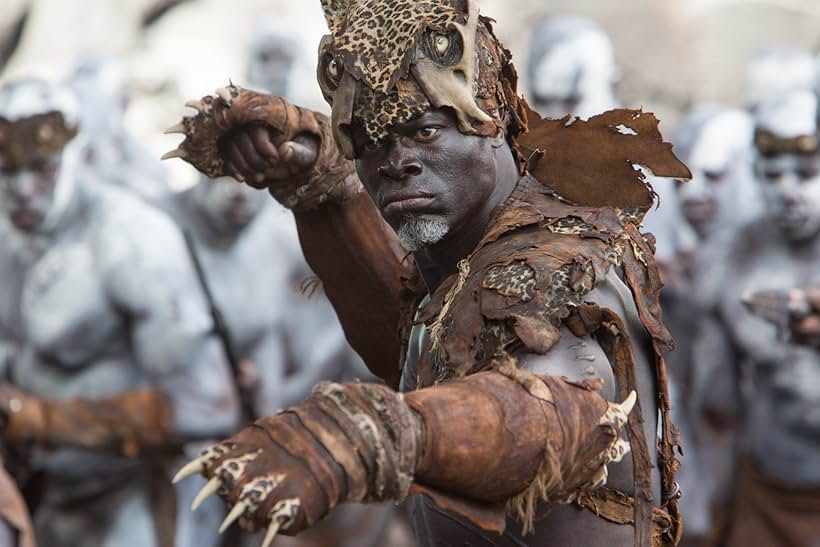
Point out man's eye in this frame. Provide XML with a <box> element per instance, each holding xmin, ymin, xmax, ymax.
<box><xmin>415</xmin><ymin>127</ymin><xmax>439</xmax><ymax>140</ymax></box>
<box><xmin>798</xmin><ymin>167</ymin><xmax>820</xmax><ymax>181</ymax></box>
<box><xmin>704</xmin><ymin>170</ymin><xmax>725</xmax><ymax>183</ymax></box>
<box><xmin>763</xmin><ymin>170</ymin><xmax>783</xmax><ymax>182</ymax></box>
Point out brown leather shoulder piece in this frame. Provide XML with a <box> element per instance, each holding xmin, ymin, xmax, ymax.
<box><xmin>517</xmin><ymin>106</ymin><xmax>692</xmax><ymax>212</ymax></box>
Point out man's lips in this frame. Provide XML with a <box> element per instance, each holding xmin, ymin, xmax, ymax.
<box><xmin>381</xmin><ymin>194</ymin><xmax>435</xmax><ymax>215</ymax></box>
<box><xmin>11</xmin><ymin>209</ymin><xmax>42</xmax><ymax>228</ymax></box>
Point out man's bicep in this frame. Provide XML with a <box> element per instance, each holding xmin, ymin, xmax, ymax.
<box><xmin>515</xmin><ymin>326</ymin><xmax>615</xmax><ymax>402</ymax></box>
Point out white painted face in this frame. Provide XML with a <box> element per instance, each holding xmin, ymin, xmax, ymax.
<box><xmin>756</xmin><ymin>152</ymin><xmax>820</xmax><ymax>241</ymax></box>
<box><xmin>753</xmin><ymin>91</ymin><xmax>820</xmax><ymax>242</ymax></box>
<box><xmin>676</xmin><ymin>108</ymin><xmax>755</xmax><ymax>237</ymax></box>
<box><xmin>0</xmin><ymin>79</ymin><xmax>81</xmax><ymax>234</ymax></box>
<box><xmin>527</xmin><ymin>16</ymin><xmax>618</xmax><ymax>120</ymax></box>
<box><xmin>0</xmin><ymin>151</ymin><xmax>63</xmax><ymax>232</ymax></box>
<box><xmin>191</xmin><ymin>176</ymin><xmax>267</xmax><ymax>235</ymax></box>
<box><xmin>246</xmin><ymin>15</ymin><xmax>305</xmax><ymax>97</ymax></box>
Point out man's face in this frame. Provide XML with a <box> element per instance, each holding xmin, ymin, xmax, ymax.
<box><xmin>192</xmin><ymin>176</ymin><xmax>266</xmax><ymax>235</ymax></box>
<box><xmin>247</xmin><ymin>39</ymin><xmax>295</xmax><ymax>96</ymax></box>
<box><xmin>755</xmin><ymin>151</ymin><xmax>820</xmax><ymax>241</ymax></box>
<box><xmin>0</xmin><ymin>152</ymin><xmax>63</xmax><ymax>232</ymax></box>
<box><xmin>354</xmin><ymin>108</ymin><xmax>498</xmax><ymax>251</ymax></box>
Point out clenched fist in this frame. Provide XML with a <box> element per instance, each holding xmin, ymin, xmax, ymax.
<box><xmin>163</xmin><ymin>85</ymin><xmax>362</xmax><ymax>211</ymax></box>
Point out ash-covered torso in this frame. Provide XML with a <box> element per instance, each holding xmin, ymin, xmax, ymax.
<box><xmin>2</xmin><ymin>179</ymin><xmax>237</xmax><ymax>481</ymax></box>
<box><xmin>716</xmin><ymin>219</ymin><xmax>820</xmax><ymax>484</ymax></box>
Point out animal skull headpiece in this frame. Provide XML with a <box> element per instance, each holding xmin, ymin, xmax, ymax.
<box><xmin>317</xmin><ymin>0</ymin><xmax>527</xmax><ymax>158</ymax></box>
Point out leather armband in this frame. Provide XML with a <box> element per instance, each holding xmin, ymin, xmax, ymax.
<box><xmin>5</xmin><ymin>388</ymin><xmax>175</xmax><ymax>457</ymax></box>
<box><xmin>406</xmin><ymin>371</ymin><xmax>634</xmax><ymax>533</ymax></box>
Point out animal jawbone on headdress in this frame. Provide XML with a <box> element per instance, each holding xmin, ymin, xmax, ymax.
<box><xmin>316</xmin><ymin>0</ymin><xmax>527</xmax><ymax>159</ymax></box>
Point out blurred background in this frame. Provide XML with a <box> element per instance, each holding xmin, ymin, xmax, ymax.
<box><xmin>3</xmin><ymin>0</ymin><xmax>820</xmax><ymax>186</ymax></box>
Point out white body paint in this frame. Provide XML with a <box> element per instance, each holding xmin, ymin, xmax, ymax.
<box><xmin>0</xmin><ymin>175</ymin><xmax>240</xmax><ymax>546</ymax></box>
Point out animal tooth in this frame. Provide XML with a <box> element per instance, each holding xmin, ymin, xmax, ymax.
<box><xmin>218</xmin><ymin>501</ymin><xmax>248</xmax><ymax>533</ymax></box>
<box><xmin>164</xmin><ymin>122</ymin><xmax>186</xmax><ymax>135</ymax></box>
<box><xmin>259</xmin><ymin>520</ymin><xmax>282</xmax><ymax>547</ymax></box>
<box><xmin>619</xmin><ymin>391</ymin><xmax>637</xmax><ymax>416</ymax></box>
<box><xmin>172</xmin><ymin>457</ymin><xmax>203</xmax><ymax>484</ymax></box>
<box><xmin>185</xmin><ymin>100</ymin><xmax>205</xmax><ymax>111</ymax></box>
<box><xmin>161</xmin><ymin>149</ymin><xmax>188</xmax><ymax>161</ymax></box>
<box><xmin>191</xmin><ymin>477</ymin><xmax>221</xmax><ymax>511</ymax></box>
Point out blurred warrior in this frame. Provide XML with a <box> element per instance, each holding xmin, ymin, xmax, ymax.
<box><xmin>165</xmin><ymin>0</ymin><xmax>691</xmax><ymax>545</ymax></box>
<box><xmin>0</xmin><ymin>79</ymin><xmax>240</xmax><ymax>547</ymax></box>
<box><xmin>704</xmin><ymin>90</ymin><xmax>820</xmax><ymax>547</ymax></box>
<box><xmin>667</xmin><ymin>106</ymin><xmax>758</xmax><ymax>546</ymax></box>
<box><xmin>168</xmin><ymin>176</ymin><xmax>386</xmax><ymax>547</ymax></box>
<box><xmin>67</xmin><ymin>54</ymin><xmax>169</xmax><ymax>202</ymax></box>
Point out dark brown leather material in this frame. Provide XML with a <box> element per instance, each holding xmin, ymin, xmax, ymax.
<box><xmin>295</xmin><ymin>192</ymin><xmax>424</xmax><ymax>388</ymax></box>
<box><xmin>5</xmin><ymin>388</ymin><xmax>175</xmax><ymax>457</ymax></box>
<box><xmin>197</xmin><ymin>382</ymin><xmax>422</xmax><ymax>534</ymax></box>
<box><xmin>406</xmin><ymin>370</ymin><xmax>633</xmax><ymax>534</ymax></box>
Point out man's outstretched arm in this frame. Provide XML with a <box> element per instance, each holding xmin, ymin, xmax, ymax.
<box><xmin>163</xmin><ymin>87</ymin><xmax>421</xmax><ymax>386</ymax></box>
<box><xmin>173</xmin><ymin>355</ymin><xmax>635</xmax><ymax>545</ymax></box>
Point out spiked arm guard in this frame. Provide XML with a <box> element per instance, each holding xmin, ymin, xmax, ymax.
<box><xmin>3</xmin><ymin>388</ymin><xmax>174</xmax><ymax>457</ymax></box>
<box><xmin>165</xmin><ymin>85</ymin><xmax>362</xmax><ymax>212</ymax></box>
<box><xmin>186</xmin><ymin>371</ymin><xmax>633</xmax><ymax>538</ymax></box>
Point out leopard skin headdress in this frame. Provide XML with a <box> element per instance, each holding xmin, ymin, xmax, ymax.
<box><xmin>317</xmin><ymin>0</ymin><xmax>527</xmax><ymax>159</ymax></box>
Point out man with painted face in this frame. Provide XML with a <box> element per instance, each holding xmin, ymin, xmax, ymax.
<box><xmin>0</xmin><ymin>78</ymin><xmax>241</xmax><ymax>547</ymax></box>
<box><xmin>698</xmin><ymin>89</ymin><xmax>820</xmax><ymax>547</ymax></box>
<box><xmin>165</xmin><ymin>1</ymin><xmax>690</xmax><ymax>546</ymax></box>
<box><xmin>526</xmin><ymin>15</ymin><xmax>618</xmax><ymax>121</ymax></box>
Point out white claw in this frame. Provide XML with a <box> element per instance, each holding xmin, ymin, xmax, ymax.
<box><xmin>185</xmin><ymin>99</ymin><xmax>205</xmax><ymax>111</ymax></box>
<box><xmin>164</xmin><ymin>122</ymin><xmax>187</xmax><ymax>135</ymax></box>
<box><xmin>172</xmin><ymin>457</ymin><xmax>204</xmax><ymax>484</ymax></box>
<box><xmin>219</xmin><ymin>501</ymin><xmax>248</xmax><ymax>534</ymax></box>
<box><xmin>619</xmin><ymin>391</ymin><xmax>637</xmax><ymax>416</ymax></box>
<box><xmin>191</xmin><ymin>477</ymin><xmax>221</xmax><ymax>511</ymax></box>
<box><xmin>161</xmin><ymin>149</ymin><xmax>187</xmax><ymax>161</ymax></box>
<box><xmin>260</xmin><ymin>520</ymin><xmax>282</xmax><ymax>547</ymax></box>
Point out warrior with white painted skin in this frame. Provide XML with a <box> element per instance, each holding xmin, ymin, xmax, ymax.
<box><xmin>66</xmin><ymin>54</ymin><xmax>169</xmax><ymax>203</ymax></box>
<box><xmin>673</xmin><ymin>106</ymin><xmax>759</xmax><ymax>242</ymax></box>
<box><xmin>0</xmin><ymin>79</ymin><xmax>240</xmax><ymax>547</ymax></box>
<box><xmin>697</xmin><ymin>90</ymin><xmax>820</xmax><ymax>546</ymax></box>
<box><xmin>665</xmin><ymin>106</ymin><xmax>759</xmax><ymax>547</ymax></box>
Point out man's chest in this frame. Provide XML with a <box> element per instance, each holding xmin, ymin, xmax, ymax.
<box><xmin>20</xmin><ymin>241</ymin><xmax>119</xmax><ymax>364</ymax></box>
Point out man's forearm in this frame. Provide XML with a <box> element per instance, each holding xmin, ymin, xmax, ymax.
<box><xmin>294</xmin><ymin>193</ymin><xmax>422</xmax><ymax>387</ymax></box>
<box><xmin>5</xmin><ymin>388</ymin><xmax>176</xmax><ymax>456</ymax></box>
<box><xmin>192</xmin><ymin>369</ymin><xmax>634</xmax><ymax>536</ymax></box>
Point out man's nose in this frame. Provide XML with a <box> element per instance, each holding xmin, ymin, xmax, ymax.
<box><xmin>10</xmin><ymin>174</ymin><xmax>38</xmax><ymax>200</ymax></box>
<box><xmin>377</xmin><ymin>141</ymin><xmax>422</xmax><ymax>181</ymax></box>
